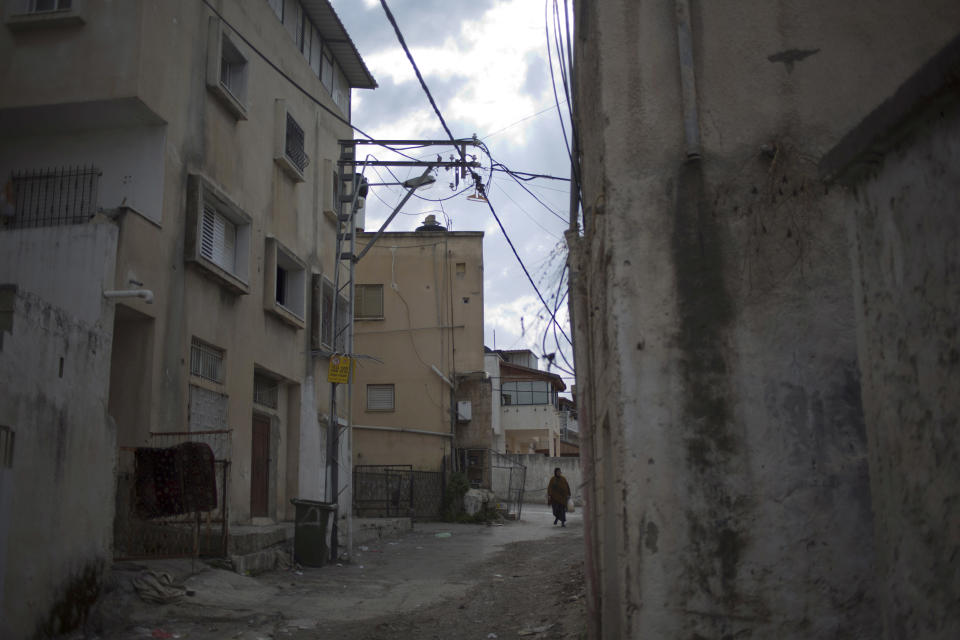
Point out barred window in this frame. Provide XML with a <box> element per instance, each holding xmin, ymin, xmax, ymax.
<box><xmin>3</xmin><ymin>166</ymin><xmax>100</xmax><ymax>230</ymax></box>
<box><xmin>253</xmin><ymin>373</ymin><xmax>279</xmax><ymax>409</ymax></box>
<box><xmin>190</xmin><ymin>337</ymin><xmax>225</xmax><ymax>383</ymax></box>
<box><xmin>285</xmin><ymin>113</ymin><xmax>309</xmax><ymax>173</ymax></box>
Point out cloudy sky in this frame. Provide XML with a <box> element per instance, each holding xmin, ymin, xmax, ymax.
<box><xmin>331</xmin><ymin>0</ymin><xmax>576</xmax><ymax>384</ymax></box>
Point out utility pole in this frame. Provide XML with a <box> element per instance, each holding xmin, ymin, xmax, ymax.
<box><xmin>316</xmin><ymin>138</ymin><xmax>481</xmax><ymax>562</ymax></box>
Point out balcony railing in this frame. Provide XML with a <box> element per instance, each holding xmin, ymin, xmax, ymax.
<box><xmin>2</xmin><ymin>165</ymin><xmax>100</xmax><ymax>230</ymax></box>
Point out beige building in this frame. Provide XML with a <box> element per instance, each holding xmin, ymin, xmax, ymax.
<box><xmin>350</xmin><ymin>224</ymin><xmax>486</xmax><ymax>472</ymax></box>
<box><xmin>0</xmin><ymin>1</ymin><xmax>373</xmax><ymax>636</ymax></box>
<box><xmin>570</xmin><ymin>1</ymin><xmax>960</xmax><ymax>638</ymax></box>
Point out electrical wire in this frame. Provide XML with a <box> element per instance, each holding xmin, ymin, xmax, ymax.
<box><xmin>379</xmin><ymin>0</ymin><xmax>573</xmax><ymax>350</ymax></box>
<box><xmin>379</xmin><ymin>0</ymin><xmax>464</xmax><ymax>164</ymax></box>
<box><xmin>493</xmin><ymin>161</ymin><xmax>567</xmax><ymax>222</ymax></box>
<box><xmin>491</xmin><ymin>168</ymin><xmax>570</xmax><ymax>182</ymax></box>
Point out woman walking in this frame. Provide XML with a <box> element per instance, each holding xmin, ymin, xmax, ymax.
<box><xmin>547</xmin><ymin>467</ymin><xmax>571</xmax><ymax>527</ymax></box>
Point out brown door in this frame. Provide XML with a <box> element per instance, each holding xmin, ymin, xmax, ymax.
<box><xmin>251</xmin><ymin>415</ymin><xmax>270</xmax><ymax>518</ymax></box>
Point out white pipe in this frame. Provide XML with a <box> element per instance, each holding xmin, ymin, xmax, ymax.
<box><xmin>431</xmin><ymin>364</ymin><xmax>454</xmax><ymax>389</ymax></box>
<box><xmin>103</xmin><ymin>289</ymin><xmax>154</xmax><ymax>304</ymax></box>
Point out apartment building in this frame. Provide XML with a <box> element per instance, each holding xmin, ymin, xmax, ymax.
<box><xmin>350</xmin><ymin>222</ymin><xmax>486</xmax><ymax>472</ymax></box>
<box><xmin>0</xmin><ymin>1</ymin><xmax>374</xmax><ymax>636</ymax></box>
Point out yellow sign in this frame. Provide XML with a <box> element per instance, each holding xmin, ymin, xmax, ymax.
<box><xmin>327</xmin><ymin>355</ymin><xmax>352</xmax><ymax>383</ymax></box>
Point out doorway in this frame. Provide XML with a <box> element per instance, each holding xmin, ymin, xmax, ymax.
<box><xmin>251</xmin><ymin>414</ymin><xmax>271</xmax><ymax>518</ymax></box>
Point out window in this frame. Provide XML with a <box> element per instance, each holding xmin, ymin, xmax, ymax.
<box><xmin>27</xmin><ymin>0</ymin><xmax>71</xmax><ymax>11</ymax></box>
<box><xmin>206</xmin><ymin>17</ymin><xmax>248</xmax><ymax>120</ymax></box>
<box><xmin>320</xmin><ymin>52</ymin><xmax>333</xmax><ymax>91</ymax></box>
<box><xmin>308</xmin><ymin>27</ymin><xmax>322</xmax><ymax>76</ymax></box>
<box><xmin>366</xmin><ymin>384</ymin><xmax>395</xmax><ymax>412</ymax></box>
<box><xmin>501</xmin><ymin>380</ymin><xmax>555</xmax><ymax>406</ymax></box>
<box><xmin>253</xmin><ymin>373</ymin><xmax>279</xmax><ymax>409</ymax></box>
<box><xmin>5</xmin><ymin>0</ymin><xmax>84</xmax><ymax>27</ymax></box>
<box><xmin>332</xmin><ymin>63</ymin><xmax>350</xmax><ymax>115</ymax></box>
<box><xmin>285</xmin><ymin>113</ymin><xmax>308</xmax><ymax>172</ymax></box>
<box><xmin>274</xmin><ymin>100</ymin><xmax>309</xmax><ymax>182</ymax></box>
<box><xmin>354</xmin><ymin>284</ymin><xmax>383</xmax><ymax>320</ymax></box>
<box><xmin>3</xmin><ymin>165</ymin><xmax>100</xmax><ymax>229</ymax></box>
<box><xmin>264</xmin><ymin>238</ymin><xmax>306</xmax><ymax>327</ymax></box>
<box><xmin>190</xmin><ymin>337</ymin><xmax>225</xmax><ymax>383</ymax></box>
<box><xmin>186</xmin><ymin>174</ymin><xmax>252</xmax><ymax>294</ymax></box>
<box><xmin>0</xmin><ymin>425</ymin><xmax>14</xmax><ymax>469</ymax></box>
<box><xmin>200</xmin><ymin>205</ymin><xmax>236</xmax><ymax>272</ymax></box>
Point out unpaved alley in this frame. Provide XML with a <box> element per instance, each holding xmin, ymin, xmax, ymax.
<box><xmin>81</xmin><ymin>505</ymin><xmax>585</xmax><ymax>640</ymax></box>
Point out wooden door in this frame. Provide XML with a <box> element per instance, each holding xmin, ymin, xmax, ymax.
<box><xmin>251</xmin><ymin>415</ymin><xmax>270</xmax><ymax>518</ymax></box>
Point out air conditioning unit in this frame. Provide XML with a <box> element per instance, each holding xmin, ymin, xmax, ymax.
<box><xmin>457</xmin><ymin>400</ymin><xmax>472</xmax><ymax>422</ymax></box>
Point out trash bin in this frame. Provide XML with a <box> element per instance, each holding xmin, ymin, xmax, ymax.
<box><xmin>290</xmin><ymin>499</ymin><xmax>337</xmax><ymax>567</ymax></box>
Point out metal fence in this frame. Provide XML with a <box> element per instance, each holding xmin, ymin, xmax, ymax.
<box><xmin>353</xmin><ymin>465</ymin><xmax>445</xmax><ymax>520</ymax></box>
<box><xmin>114</xmin><ymin>430</ymin><xmax>231</xmax><ymax>560</ymax></box>
<box><xmin>3</xmin><ymin>166</ymin><xmax>100</xmax><ymax>229</ymax></box>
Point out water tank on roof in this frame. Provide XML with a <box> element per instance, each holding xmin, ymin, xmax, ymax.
<box><xmin>416</xmin><ymin>214</ymin><xmax>446</xmax><ymax>232</ymax></box>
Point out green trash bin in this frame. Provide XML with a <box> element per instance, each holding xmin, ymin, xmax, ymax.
<box><xmin>290</xmin><ymin>499</ymin><xmax>337</xmax><ymax>567</ymax></box>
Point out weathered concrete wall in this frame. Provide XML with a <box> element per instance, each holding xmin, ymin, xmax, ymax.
<box><xmin>456</xmin><ymin>376</ymin><xmax>494</xmax><ymax>450</ymax></box>
<box><xmin>0</xmin><ymin>223</ymin><xmax>118</xmax><ymax>639</ymax></box>
<box><xmin>509</xmin><ymin>454</ymin><xmax>582</xmax><ymax>505</ymax></box>
<box><xmin>837</xmin><ymin>87</ymin><xmax>960</xmax><ymax>639</ymax></box>
<box><xmin>571</xmin><ymin>1</ymin><xmax>960</xmax><ymax>637</ymax></box>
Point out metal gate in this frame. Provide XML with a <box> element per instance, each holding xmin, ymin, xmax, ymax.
<box><xmin>114</xmin><ymin>430</ymin><xmax>231</xmax><ymax>560</ymax></box>
<box><xmin>353</xmin><ymin>465</ymin><xmax>445</xmax><ymax>520</ymax></box>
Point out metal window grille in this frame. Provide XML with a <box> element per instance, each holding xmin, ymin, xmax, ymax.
<box><xmin>354</xmin><ymin>284</ymin><xmax>383</xmax><ymax>320</ymax></box>
<box><xmin>284</xmin><ymin>113</ymin><xmax>309</xmax><ymax>173</ymax></box>
<box><xmin>200</xmin><ymin>205</ymin><xmax>237</xmax><ymax>273</ymax></box>
<box><xmin>0</xmin><ymin>425</ymin><xmax>14</xmax><ymax>469</ymax></box>
<box><xmin>253</xmin><ymin>374</ymin><xmax>278</xmax><ymax>409</ymax></box>
<box><xmin>190</xmin><ymin>337</ymin><xmax>225</xmax><ymax>383</ymax></box>
<box><xmin>366</xmin><ymin>384</ymin><xmax>395</xmax><ymax>411</ymax></box>
<box><xmin>4</xmin><ymin>166</ymin><xmax>100</xmax><ymax>230</ymax></box>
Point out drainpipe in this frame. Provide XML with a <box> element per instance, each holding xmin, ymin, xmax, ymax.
<box><xmin>103</xmin><ymin>289</ymin><xmax>154</xmax><ymax>304</ymax></box>
<box><xmin>675</xmin><ymin>0</ymin><xmax>701</xmax><ymax>160</ymax></box>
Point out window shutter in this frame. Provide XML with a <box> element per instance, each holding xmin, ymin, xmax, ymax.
<box><xmin>201</xmin><ymin>207</ymin><xmax>236</xmax><ymax>273</ymax></box>
<box><xmin>367</xmin><ymin>384</ymin><xmax>394</xmax><ymax>411</ymax></box>
<box><xmin>201</xmin><ymin>206</ymin><xmax>216</xmax><ymax>261</ymax></box>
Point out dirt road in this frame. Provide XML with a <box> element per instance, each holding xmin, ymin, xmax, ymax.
<box><xmin>82</xmin><ymin>505</ymin><xmax>586</xmax><ymax>639</ymax></box>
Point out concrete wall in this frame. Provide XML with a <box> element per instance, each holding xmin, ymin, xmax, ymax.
<box><xmin>0</xmin><ymin>223</ymin><xmax>118</xmax><ymax>639</ymax></box>
<box><xmin>830</xmin><ymin>75</ymin><xmax>960</xmax><ymax>639</ymax></box>
<box><xmin>456</xmin><ymin>376</ymin><xmax>494</xmax><ymax>450</ymax></box>
<box><xmin>510</xmin><ymin>454</ymin><xmax>582</xmax><ymax>505</ymax></box>
<box><xmin>570</xmin><ymin>1</ymin><xmax>960</xmax><ymax>637</ymax></box>
<box><xmin>352</xmin><ymin>231</ymin><xmax>485</xmax><ymax>471</ymax></box>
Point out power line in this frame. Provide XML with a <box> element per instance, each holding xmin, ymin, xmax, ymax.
<box><xmin>379</xmin><ymin>0</ymin><xmax>463</xmax><ymax>163</ymax></box>
<box><xmin>492</xmin><ymin>168</ymin><xmax>570</xmax><ymax>182</ymax></box>
<box><xmin>379</xmin><ymin>1</ymin><xmax>572</xmax><ymax>350</ymax></box>
<box><xmin>481</xmin><ymin>99</ymin><xmax>568</xmax><ymax>141</ymax></box>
